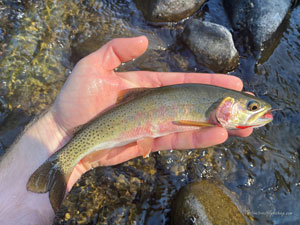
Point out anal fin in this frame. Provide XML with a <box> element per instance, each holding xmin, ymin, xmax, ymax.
<box><xmin>49</xmin><ymin>171</ymin><xmax>67</xmax><ymax>212</ymax></box>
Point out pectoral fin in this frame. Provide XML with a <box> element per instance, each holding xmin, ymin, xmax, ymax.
<box><xmin>172</xmin><ymin>120</ymin><xmax>214</xmax><ymax>127</ymax></box>
<box><xmin>137</xmin><ymin>137</ymin><xmax>154</xmax><ymax>158</ymax></box>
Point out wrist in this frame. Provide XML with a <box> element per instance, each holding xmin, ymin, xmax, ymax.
<box><xmin>27</xmin><ymin>109</ymin><xmax>72</xmax><ymax>156</ymax></box>
<box><xmin>0</xmin><ymin>109</ymin><xmax>68</xmax><ymax>224</ymax></box>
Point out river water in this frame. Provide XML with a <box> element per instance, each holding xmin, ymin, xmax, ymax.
<box><xmin>0</xmin><ymin>0</ymin><xmax>299</xmax><ymax>224</ymax></box>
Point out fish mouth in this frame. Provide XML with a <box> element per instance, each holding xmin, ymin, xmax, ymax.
<box><xmin>248</xmin><ymin>108</ymin><xmax>274</xmax><ymax>128</ymax></box>
<box><xmin>262</xmin><ymin>109</ymin><xmax>274</xmax><ymax>119</ymax></box>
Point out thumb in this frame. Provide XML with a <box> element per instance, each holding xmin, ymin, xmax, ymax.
<box><xmin>92</xmin><ymin>36</ymin><xmax>148</xmax><ymax>71</ymax></box>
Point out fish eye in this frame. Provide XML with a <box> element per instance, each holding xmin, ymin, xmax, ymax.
<box><xmin>247</xmin><ymin>101</ymin><xmax>260</xmax><ymax>111</ymax></box>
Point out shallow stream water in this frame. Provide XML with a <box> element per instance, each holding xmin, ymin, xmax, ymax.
<box><xmin>0</xmin><ymin>0</ymin><xmax>299</xmax><ymax>224</ymax></box>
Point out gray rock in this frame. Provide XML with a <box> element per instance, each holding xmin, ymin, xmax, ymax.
<box><xmin>171</xmin><ymin>180</ymin><xmax>248</xmax><ymax>225</ymax></box>
<box><xmin>135</xmin><ymin>0</ymin><xmax>206</xmax><ymax>22</ymax></box>
<box><xmin>182</xmin><ymin>20</ymin><xmax>239</xmax><ymax>72</ymax></box>
<box><xmin>223</xmin><ymin>0</ymin><xmax>293</xmax><ymax>59</ymax></box>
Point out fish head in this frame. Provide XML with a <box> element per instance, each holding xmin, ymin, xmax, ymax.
<box><xmin>215</xmin><ymin>95</ymin><xmax>273</xmax><ymax>129</ymax></box>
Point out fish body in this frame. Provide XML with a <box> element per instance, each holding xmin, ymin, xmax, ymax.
<box><xmin>27</xmin><ymin>84</ymin><xmax>273</xmax><ymax>211</ymax></box>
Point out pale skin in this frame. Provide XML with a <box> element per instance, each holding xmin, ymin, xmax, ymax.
<box><xmin>0</xmin><ymin>36</ymin><xmax>252</xmax><ymax>224</ymax></box>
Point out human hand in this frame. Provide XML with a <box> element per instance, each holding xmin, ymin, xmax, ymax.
<box><xmin>48</xmin><ymin>36</ymin><xmax>252</xmax><ymax>191</ymax></box>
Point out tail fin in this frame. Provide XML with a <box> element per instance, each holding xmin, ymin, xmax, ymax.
<box><xmin>27</xmin><ymin>159</ymin><xmax>70</xmax><ymax>212</ymax></box>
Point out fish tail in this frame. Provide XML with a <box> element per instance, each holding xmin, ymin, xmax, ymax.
<box><xmin>27</xmin><ymin>157</ymin><xmax>70</xmax><ymax>212</ymax></box>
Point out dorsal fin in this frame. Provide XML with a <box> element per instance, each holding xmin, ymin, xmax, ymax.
<box><xmin>116</xmin><ymin>88</ymin><xmax>153</xmax><ymax>104</ymax></box>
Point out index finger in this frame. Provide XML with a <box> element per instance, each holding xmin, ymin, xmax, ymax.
<box><xmin>117</xmin><ymin>72</ymin><xmax>243</xmax><ymax>91</ymax></box>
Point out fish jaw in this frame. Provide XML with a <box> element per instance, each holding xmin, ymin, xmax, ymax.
<box><xmin>246</xmin><ymin>108</ymin><xmax>273</xmax><ymax>128</ymax></box>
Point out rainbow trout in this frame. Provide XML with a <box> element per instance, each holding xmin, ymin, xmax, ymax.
<box><xmin>27</xmin><ymin>84</ymin><xmax>273</xmax><ymax>211</ymax></box>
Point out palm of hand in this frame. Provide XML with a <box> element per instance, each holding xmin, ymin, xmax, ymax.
<box><xmin>53</xmin><ymin>57</ymin><xmax>132</xmax><ymax>132</ymax></box>
<box><xmin>48</xmin><ymin>36</ymin><xmax>252</xmax><ymax>191</ymax></box>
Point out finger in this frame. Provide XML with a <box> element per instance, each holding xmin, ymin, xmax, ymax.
<box><xmin>152</xmin><ymin>127</ymin><xmax>228</xmax><ymax>151</ymax></box>
<box><xmin>86</xmin><ymin>128</ymin><xmax>228</xmax><ymax>162</ymax></box>
<box><xmin>117</xmin><ymin>72</ymin><xmax>243</xmax><ymax>91</ymax></box>
<box><xmin>228</xmin><ymin>128</ymin><xmax>253</xmax><ymax>137</ymax></box>
<box><xmin>89</xmin><ymin>36</ymin><xmax>148</xmax><ymax>71</ymax></box>
<box><xmin>67</xmin><ymin>127</ymin><xmax>228</xmax><ymax>190</ymax></box>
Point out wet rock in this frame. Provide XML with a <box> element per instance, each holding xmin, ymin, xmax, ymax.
<box><xmin>135</xmin><ymin>0</ymin><xmax>206</xmax><ymax>22</ymax></box>
<box><xmin>223</xmin><ymin>0</ymin><xmax>293</xmax><ymax>60</ymax></box>
<box><xmin>182</xmin><ymin>20</ymin><xmax>239</xmax><ymax>72</ymax></box>
<box><xmin>171</xmin><ymin>180</ymin><xmax>248</xmax><ymax>225</ymax></box>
